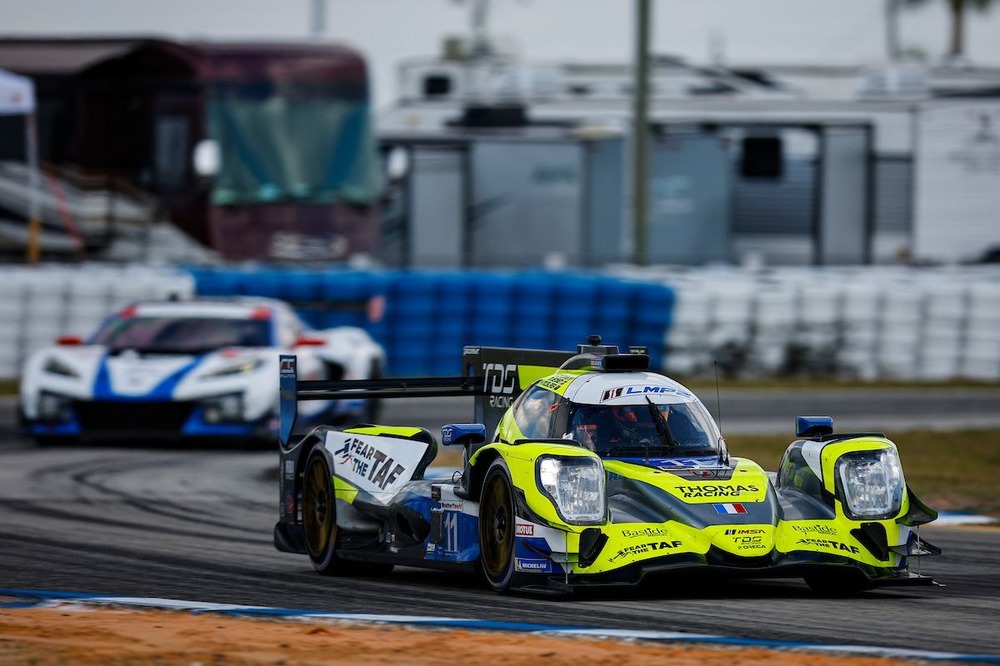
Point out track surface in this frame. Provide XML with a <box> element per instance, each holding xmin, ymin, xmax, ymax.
<box><xmin>1</xmin><ymin>392</ymin><xmax>998</xmax><ymax>657</ymax></box>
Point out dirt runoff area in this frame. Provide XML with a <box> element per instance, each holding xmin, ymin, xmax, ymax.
<box><xmin>0</xmin><ymin>606</ymin><xmax>935</xmax><ymax>666</ymax></box>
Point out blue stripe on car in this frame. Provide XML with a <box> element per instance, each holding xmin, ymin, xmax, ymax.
<box><xmin>93</xmin><ymin>355</ymin><xmax>203</xmax><ymax>401</ymax></box>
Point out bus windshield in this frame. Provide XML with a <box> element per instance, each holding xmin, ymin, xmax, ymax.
<box><xmin>206</xmin><ymin>82</ymin><xmax>383</xmax><ymax>206</ymax></box>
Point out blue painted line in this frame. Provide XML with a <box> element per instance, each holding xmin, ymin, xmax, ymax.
<box><xmin>937</xmin><ymin>511</ymin><xmax>997</xmax><ymax>526</ymax></box>
<box><xmin>1</xmin><ymin>589</ymin><xmax>998</xmax><ymax>663</ymax></box>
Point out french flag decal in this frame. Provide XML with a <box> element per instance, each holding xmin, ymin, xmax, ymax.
<box><xmin>714</xmin><ymin>503</ymin><xmax>748</xmax><ymax>515</ymax></box>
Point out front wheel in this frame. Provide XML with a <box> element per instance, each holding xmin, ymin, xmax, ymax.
<box><xmin>478</xmin><ymin>458</ymin><xmax>516</xmax><ymax>592</ymax></box>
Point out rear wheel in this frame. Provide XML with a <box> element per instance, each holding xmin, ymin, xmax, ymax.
<box><xmin>302</xmin><ymin>448</ymin><xmax>339</xmax><ymax>575</ymax></box>
<box><xmin>301</xmin><ymin>446</ymin><xmax>394</xmax><ymax>576</ymax></box>
<box><xmin>478</xmin><ymin>458</ymin><xmax>516</xmax><ymax>592</ymax></box>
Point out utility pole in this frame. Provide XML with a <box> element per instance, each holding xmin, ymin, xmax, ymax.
<box><xmin>632</xmin><ymin>0</ymin><xmax>652</xmax><ymax>265</ymax></box>
<box><xmin>310</xmin><ymin>0</ymin><xmax>326</xmax><ymax>38</ymax></box>
<box><xmin>885</xmin><ymin>0</ymin><xmax>901</xmax><ymax>61</ymax></box>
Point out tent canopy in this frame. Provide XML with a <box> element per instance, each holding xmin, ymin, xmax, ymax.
<box><xmin>0</xmin><ymin>68</ymin><xmax>35</xmax><ymax>115</ymax></box>
<box><xmin>0</xmin><ymin>67</ymin><xmax>41</xmax><ymax>262</ymax></box>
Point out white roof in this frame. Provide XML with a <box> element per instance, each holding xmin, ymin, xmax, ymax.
<box><xmin>0</xmin><ymin>68</ymin><xmax>35</xmax><ymax>115</ymax></box>
<box><xmin>564</xmin><ymin>371</ymin><xmax>699</xmax><ymax>406</ymax></box>
<box><xmin>130</xmin><ymin>298</ymin><xmax>278</xmax><ymax>320</ymax></box>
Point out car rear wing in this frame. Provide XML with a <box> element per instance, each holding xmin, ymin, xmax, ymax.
<box><xmin>278</xmin><ymin>345</ymin><xmax>577</xmax><ymax>447</ymax></box>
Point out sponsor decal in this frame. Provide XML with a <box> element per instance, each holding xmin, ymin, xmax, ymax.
<box><xmin>675</xmin><ymin>484</ymin><xmax>759</xmax><ymax>499</ymax></box>
<box><xmin>601</xmin><ymin>387</ymin><xmax>625</xmax><ymax>402</ymax></box>
<box><xmin>713</xmin><ymin>503</ymin><xmax>749</xmax><ymax>514</ymax></box>
<box><xmin>284</xmin><ymin>491</ymin><xmax>294</xmax><ymax>515</ymax></box>
<box><xmin>732</xmin><ymin>535</ymin><xmax>765</xmax><ymax>550</ymax></box>
<box><xmin>328</xmin><ymin>433</ymin><xmax>427</xmax><ymax>497</ymax></box>
<box><xmin>537</xmin><ymin>374</ymin><xmax>575</xmax><ymax>392</ymax></box>
<box><xmin>515</xmin><ymin>558</ymin><xmax>553</xmax><ymax>573</ymax></box>
<box><xmin>657</xmin><ymin>458</ymin><xmax>722</xmax><ymax>469</ymax></box>
<box><xmin>515</xmin><ymin>523</ymin><xmax>534</xmax><ymax>537</ymax></box>
<box><xmin>482</xmin><ymin>363</ymin><xmax>518</xmax><ymax>409</ymax></box>
<box><xmin>439</xmin><ymin>500</ymin><xmax>464</xmax><ymax>511</ymax></box>
<box><xmin>724</xmin><ymin>528</ymin><xmax>767</xmax><ymax>550</ymax></box>
<box><xmin>334</xmin><ymin>437</ymin><xmax>406</xmax><ymax>490</ymax></box>
<box><xmin>284</xmin><ymin>459</ymin><xmax>295</xmax><ymax>480</ymax></box>
<box><xmin>797</xmin><ymin>538</ymin><xmax>860</xmax><ymax>554</ymax></box>
<box><xmin>622</xmin><ymin>527</ymin><xmax>671</xmax><ymax>539</ymax></box>
<box><xmin>601</xmin><ymin>385</ymin><xmax>694</xmax><ymax>402</ymax></box>
<box><xmin>609</xmin><ymin>540</ymin><xmax>683</xmax><ymax>563</ymax></box>
<box><xmin>791</xmin><ymin>524</ymin><xmax>837</xmax><ymax>535</ymax></box>
<box><xmin>279</xmin><ymin>358</ymin><xmax>295</xmax><ymax>375</ymax></box>
<box><xmin>431</xmin><ymin>486</ymin><xmax>441</xmax><ymax>502</ymax></box>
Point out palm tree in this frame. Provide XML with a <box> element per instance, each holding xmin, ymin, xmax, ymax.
<box><xmin>901</xmin><ymin>0</ymin><xmax>997</xmax><ymax>62</ymax></box>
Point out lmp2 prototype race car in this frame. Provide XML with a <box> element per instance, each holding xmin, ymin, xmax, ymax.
<box><xmin>20</xmin><ymin>297</ymin><xmax>385</xmax><ymax>445</ymax></box>
<box><xmin>274</xmin><ymin>336</ymin><xmax>940</xmax><ymax>594</ymax></box>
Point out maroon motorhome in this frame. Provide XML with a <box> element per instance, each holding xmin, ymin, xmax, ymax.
<box><xmin>0</xmin><ymin>37</ymin><xmax>382</xmax><ymax>261</ymax></box>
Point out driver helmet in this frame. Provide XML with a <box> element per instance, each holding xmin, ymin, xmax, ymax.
<box><xmin>612</xmin><ymin>405</ymin><xmax>640</xmax><ymax>425</ymax></box>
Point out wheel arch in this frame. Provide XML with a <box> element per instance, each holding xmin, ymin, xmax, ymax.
<box><xmin>467</xmin><ymin>447</ymin><xmax>503</xmax><ymax>501</ymax></box>
<box><xmin>294</xmin><ymin>426</ymin><xmax>339</xmax><ymax>504</ymax></box>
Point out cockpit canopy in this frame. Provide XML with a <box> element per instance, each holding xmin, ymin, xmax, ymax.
<box><xmin>509</xmin><ymin>373</ymin><xmax>722</xmax><ymax>459</ymax></box>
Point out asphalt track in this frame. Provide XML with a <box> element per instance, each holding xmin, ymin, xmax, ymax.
<box><xmin>1</xmin><ymin>391</ymin><xmax>998</xmax><ymax>659</ymax></box>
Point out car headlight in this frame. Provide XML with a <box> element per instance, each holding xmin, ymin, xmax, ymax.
<box><xmin>201</xmin><ymin>358</ymin><xmax>265</xmax><ymax>379</ymax></box>
<box><xmin>201</xmin><ymin>394</ymin><xmax>244</xmax><ymax>423</ymax></box>
<box><xmin>38</xmin><ymin>392</ymin><xmax>73</xmax><ymax>422</ymax></box>
<box><xmin>836</xmin><ymin>449</ymin><xmax>904</xmax><ymax>520</ymax></box>
<box><xmin>537</xmin><ymin>455</ymin><xmax>606</xmax><ymax>525</ymax></box>
<box><xmin>44</xmin><ymin>358</ymin><xmax>79</xmax><ymax>378</ymax></box>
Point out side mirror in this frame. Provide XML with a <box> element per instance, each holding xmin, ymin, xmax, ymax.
<box><xmin>386</xmin><ymin>145</ymin><xmax>409</xmax><ymax>181</ymax></box>
<box><xmin>193</xmin><ymin>139</ymin><xmax>221</xmax><ymax>177</ymax></box>
<box><xmin>442</xmin><ymin>423</ymin><xmax>486</xmax><ymax>447</ymax></box>
<box><xmin>294</xmin><ymin>336</ymin><xmax>326</xmax><ymax>347</ymax></box>
<box><xmin>796</xmin><ymin>416</ymin><xmax>833</xmax><ymax>438</ymax></box>
<box><xmin>56</xmin><ymin>335</ymin><xmax>83</xmax><ymax>346</ymax></box>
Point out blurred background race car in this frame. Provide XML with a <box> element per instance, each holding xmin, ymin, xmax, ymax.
<box><xmin>19</xmin><ymin>296</ymin><xmax>386</xmax><ymax>445</ymax></box>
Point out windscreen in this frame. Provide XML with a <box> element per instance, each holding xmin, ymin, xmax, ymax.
<box><xmin>206</xmin><ymin>82</ymin><xmax>383</xmax><ymax>206</ymax></box>
<box><xmin>567</xmin><ymin>400</ymin><xmax>721</xmax><ymax>458</ymax></box>
<box><xmin>91</xmin><ymin>316</ymin><xmax>272</xmax><ymax>354</ymax></box>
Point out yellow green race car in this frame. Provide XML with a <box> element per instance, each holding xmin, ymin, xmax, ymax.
<box><xmin>273</xmin><ymin>337</ymin><xmax>940</xmax><ymax>594</ymax></box>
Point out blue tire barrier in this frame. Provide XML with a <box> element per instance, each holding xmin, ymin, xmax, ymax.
<box><xmin>186</xmin><ymin>267</ymin><xmax>675</xmax><ymax>377</ymax></box>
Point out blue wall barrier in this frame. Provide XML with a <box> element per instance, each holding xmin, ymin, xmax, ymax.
<box><xmin>185</xmin><ymin>267</ymin><xmax>674</xmax><ymax>376</ymax></box>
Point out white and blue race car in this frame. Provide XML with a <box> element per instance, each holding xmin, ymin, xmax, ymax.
<box><xmin>19</xmin><ymin>297</ymin><xmax>386</xmax><ymax>445</ymax></box>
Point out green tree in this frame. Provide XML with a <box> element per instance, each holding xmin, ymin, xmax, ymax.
<box><xmin>903</xmin><ymin>0</ymin><xmax>997</xmax><ymax>61</ymax></box>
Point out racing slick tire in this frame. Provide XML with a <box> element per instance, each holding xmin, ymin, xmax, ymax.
<box><xmin>301</xmin><ymin>447</ymin><xmax>393</xmax><ymax>576</ymax></box>
<box><xmin>804</xmin><ymin>570</ymin><xmax>874</xmax><ymax>596</ymax></box>
<box><xmin>478</xmin><ymin>458</ymin><xmax>516</xmax><ymax>593</ymax></box>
